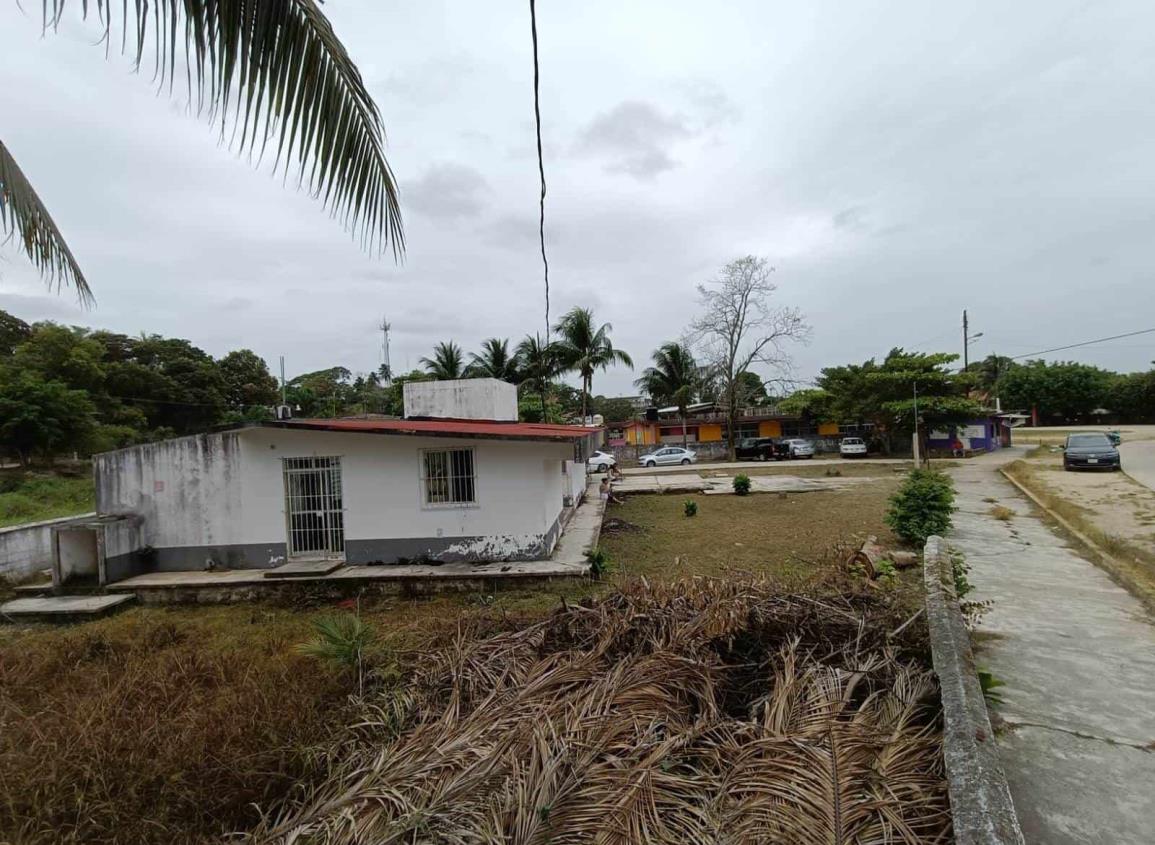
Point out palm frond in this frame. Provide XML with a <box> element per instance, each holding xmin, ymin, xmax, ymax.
<box><xmin>43</xmin><ymin>0</ymin><xmax>403</xmax><ymax>255</ymax></box>
<box><xmin>0</xmin><ymin>139</ymin><xmax>91</xmax><ymax>303</ymax></box>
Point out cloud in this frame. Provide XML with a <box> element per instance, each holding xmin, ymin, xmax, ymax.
<box><xmin>403</xmin><ymin>163</ymin><xmax>491</xmax><ymax>220</ymax></box>
<box><xmin>577</xmin><ymin>101</ymin><xmax>693</xmax><ymax>180</ymax></box>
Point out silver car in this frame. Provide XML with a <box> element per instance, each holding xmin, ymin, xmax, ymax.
<box><xmin>782</xmin><ymin>438</ymin><xmax>815</xmax><ymax>459</ymax></box>
<box><xmin>638</xmin><ymin>446</ymin><xmax>698</xmax><ymax>467</ymax></box>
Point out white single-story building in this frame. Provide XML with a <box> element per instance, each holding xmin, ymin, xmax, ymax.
<box><xmin>88</xmin><ymin>379</ymin><xmax>599</xmax><ymax>583</ymax></box>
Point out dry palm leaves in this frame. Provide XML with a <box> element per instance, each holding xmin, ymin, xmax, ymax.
<box><xmin>249</xmin><ymin>579</ymin><xmax>950</xmax><ymax>844</ymax></box>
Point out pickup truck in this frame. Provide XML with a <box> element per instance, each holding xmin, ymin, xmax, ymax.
<box><xmin>735</xmin><ymin>437</ymin><xmax>790</xmax><ymax>460</ymax></box>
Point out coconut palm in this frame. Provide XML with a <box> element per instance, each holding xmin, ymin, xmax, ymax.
<box><xmin>515</xmin><ymin>333</ymin><xmax>562</xmax><ymax>420</ymax></box>
<box><xmin>420</xmin><ymin>341</ymin><xmax>465</xmax><ymax>380</ymax></box>
<box><xmin>636</xmin><ymin>342</ymin><xmax>700</xmax><ymax>447</ymax></box>
<box><xmin>466</xmin><ymin>338</ymin><xmax>520</xmax><ymax>382</ymax></box>
<box><xmin>552</xmin><ymin>307</ymin><xmax>633</xmax><ymax>423</ymax></box>
<box><xmin>0</xmin><ymin>2</ymin><xmax>403</xmax><ymax>304</ymax></box>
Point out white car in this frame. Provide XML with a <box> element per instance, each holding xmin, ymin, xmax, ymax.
<box><xmin>839</xmin><ymin>437</ymin><xmax>868</xmax><ymax>458</ymax></box>
<box><xmin>782</xmin><ymin>438</ymin><xmax>815</xmax><ymax>459</ymax></box>
<box><xmin>587</xmin><ymin>450</ymin><xmax>617</xmax><ymax>473</ymax></box>
<box><xmin>638</xmin><ymin>446</ymin><xmax>697</xmax><ymax>468</ymax></box>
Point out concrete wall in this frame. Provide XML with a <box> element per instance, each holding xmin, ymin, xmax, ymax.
<box><xmin>94</xmin><ymin>428</ymin><xmax>575</xmax><ymax>572</ymax></box>
<box><xmin>95</xmin><ymin>431</ymin><xmax>247</xmax><ymax>570</ymax></box>
<box><xmin>403</xmin><ymin>378</ymin><xmax>518</xmax><ymax>421</ymax></box>
<box><xmin>0</xmin><ymin>513</ymin><xmax>95</xmax><ymax>579</ymax></box>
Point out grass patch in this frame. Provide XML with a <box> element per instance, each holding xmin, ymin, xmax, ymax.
<box><xmin>1003</xmin><ymin>460</ymin><xmax>1155</xmax><ymax>610</ymax></box>
<box><xmin>989</xmin><ymin>505</ymin><xmax>1015</xmax><ymax>521</ymax></box>
<box><xmin>0</xmin><ymin>467</ymin><xmax>94</xmax><ymax>528</ymax></box>
<box><xmin>701</xmin><ymin>462</ymin><xmax>902</xmax><ymax>479</ymax></box>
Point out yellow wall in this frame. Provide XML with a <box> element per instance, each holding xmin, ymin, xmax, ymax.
<box><xmin>698</xmin><ymin>423</ymin><xmax>723</xmax><ymax>442</ymax></box>
<box><xmin>818</xmin><ymin>422</ymin><xmax>839</xmax><ymax>436</ymax></box>
<box><xmin>758</xmin><ymin>420</ymin><xmax>782</xmax><ymax>438</ymax></box>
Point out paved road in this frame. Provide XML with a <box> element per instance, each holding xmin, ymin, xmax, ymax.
<box><xmin>948</xmin><ymin>450</ymin><xmax>1155</xmax><ymax>845</ymax></box>
<box><xmin>1119</xmin><ymin>439</ymin><xmax>1155</xmax><ymax>492</ymax></box>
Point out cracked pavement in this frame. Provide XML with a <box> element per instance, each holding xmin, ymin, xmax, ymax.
<box><xmin>947</xmin><ymin>449</ymin><xmax>1155</xmax><ymax>844</ymax></box>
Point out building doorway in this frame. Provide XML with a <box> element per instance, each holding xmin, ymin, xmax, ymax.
<box><xmin>282</xmin><ymin>456</ymin><xmax>345</xmax><ymax>559</ymax></box>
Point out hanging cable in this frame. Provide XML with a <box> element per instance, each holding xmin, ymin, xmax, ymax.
<box><xmin>529</xmin><ymin>0</ymin><xmax>550</xmax><ymax>341</ymax></box>
<box><xmin>1009</xmin><ymin>327</ymin><xmax>1155</xmax><ymax>360</ymax></box>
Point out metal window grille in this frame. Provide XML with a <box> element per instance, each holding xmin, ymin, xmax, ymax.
<box><xmin>422</xmin><ymin>448</ymin><xmax>476</xmax><ymax>505</ymax></box>
<box><xmin>282</xmin><ymin>456</ymin><xmax>345</xmax><ymax>557</ymax></box>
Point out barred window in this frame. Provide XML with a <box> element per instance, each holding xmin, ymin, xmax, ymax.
<box><xmin>422</xmin><ymin>448</ymin><xmax>476</xmax><ymax>505</ymax></box>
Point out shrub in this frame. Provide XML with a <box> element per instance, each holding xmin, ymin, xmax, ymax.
<box><xmin>683</xmin><ymin>499</ymin><xmax>698</xmax><ymax>517</ymax></box>
<box><xmin>586</xmin><ymin>547</ymin><xmax>611</xmax><ymax>579</ymax></box>
<box><xmin>297</xmin><ymin>612</ymin><xmax>378</xmax><ymax>695</ymax></box>
<box><xmin>989</xmin><ymin>505</ymin><xmax>1014</xmax><ymax>521</ymax></box>
<box><xmin>885</xmin><ymin>468</ymin><xmax>955</xmax><ymax>545</ymax></box>
<box><xmin>732</xmin><ymin>474</ymin><xmax>752</xmax><ymax>496</ymax></box>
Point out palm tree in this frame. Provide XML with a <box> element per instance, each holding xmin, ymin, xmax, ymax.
<box><xmin>466</xmin><ymin>338</ymin><xmax>520</xmax><ymax>382</ymax></box>
<box><xmin>553</xmin><ymin>307</ymin><xmax>633</xmax><ymax>423</ymax></box>
<box><xmin>420</xmin><ymin>341</ymin><xmax>465</xmax><ymax>380</ymax></box>
<box><xmin>635</xmin><ymin>343</ymin><xmax>699</xmax><ymax>447</ymax></box>
<box><xmin>1</xmin><ymin>2</ymin><xmax>403</xmax><ymax>304</ymax></box>
<box><xmin>516</xmin><ymin>333</ymin><xmax>562</xmax><ymax>420</ymax></box>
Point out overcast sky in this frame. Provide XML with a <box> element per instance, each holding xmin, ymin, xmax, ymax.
<box><xmin>3</xmin><ymin>1</ymin><xmax>1155</xmax><ymax>395</ymax></box>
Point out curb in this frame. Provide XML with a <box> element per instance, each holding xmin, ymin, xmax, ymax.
<box><xmin>923</xmin><ymin>536</ymin><xmax>1026</xmax><ymax>845</ymax></box>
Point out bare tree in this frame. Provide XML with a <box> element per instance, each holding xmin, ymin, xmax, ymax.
<box><xmin>689</xmin><ymin>256</ymin><xmax>810</xmax><ymax>460</ymax></box>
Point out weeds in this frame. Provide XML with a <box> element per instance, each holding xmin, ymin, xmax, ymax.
<box><xmin>297</xmin><ymin>611</ymin><xmax>378</xmax><ymax>696</ymax></box>
<box><xmin>732</xmin><ymin>473</ymin><xmax>752</xmax><ymax>495</ymax></box>
<box><xmin>586</xmin><ymin>547</ymin><xmax>612</xmax><ymax>579</ymax></box>
<box><xmin>683</xmin><ymin>498</ymin><xmax>698</xmax><ymax>517</ymax></box>
<box><xmin>978</xmin><ymin>670</ymin><xmax>1006</xmax><ymax>706</ymax></box>
<box><xmin>989</xmin><ymin>505</ymin><xmax>1014</xmax><ymax>521</ymax></box>
<box><xmin>0</xmin><ymin>469</ymin><xmax>94</xmax><ymax>527</ymax></box>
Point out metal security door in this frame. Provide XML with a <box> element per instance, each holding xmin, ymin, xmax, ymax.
<box><xmin>282</xmin><ymin>457</ymin><xmax>345</xmax><ymax>558</ymax></box>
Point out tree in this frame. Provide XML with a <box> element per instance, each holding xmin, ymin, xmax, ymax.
<box><xmin>515</xmin><ymin>334</ymin><xmax>562</xmax><ymax>419</ymax></box>
<box><xmin>689</xmin><ymin>256</ymin><xmax>809</xmax><ymax>460</ymax></box>
<box><xmin>553</xmin><ymin>307</ymin><xmax>633</xmax><ymax>423</ymax></box>
<box><xmin>466</xmin><ymin>338</ymin><xmax>520</xmax><ymax>382</ymax></box>
<box><xmin>998</xmin><ymin>360</ymin><xmax>1113</xmax><ymax>423</ymax></box>
<box><xmin>733</xmin><ymin>370</ymin><xmax>769</xmax><ymax>406</ymax></box>
<box><xmin>817</xmin><ymin>349</ymin><xmax>983</xmax><ymax>453</ymax></box>
<box><xmin>1108</xmin><ymin>366</ymin><xmax>1155</xmax><ymax>423</ymax></box>
<box><xmin>590</xmin><ymin>395</ymin><xmax>641</xmax><ymax>423</ymax></box>
<box><xmin>420</xmin><ymin>341</ymin><xmax>466</xmax><ymax>380</ymax></box>
<box><xmin>0</xmin><ymin>373</ymin><xmax>96</xmax><ymax>465</ymax></box>
<box><xmin>286</xmin><ymin>367</ymin><xmax>355</xmax><ymax>418</ymax></box>
<box><xmin>635</xmin><ymin>342</ymin><xmax>699</xmax><ymax>446</ymax></box>
<box><xmin>218</xmin><ymin>350</ymin><xmax>279</xmax><ymax>411</ymax></box>
<box><xmin>1</xmin><ymin>2</ymin><xmax>402</xmax><ymax>303</ymax></box>
<box><xmin>0</xmin><ymin>309</ymin><xmax>31</xmax><ymax>356</ymax></box>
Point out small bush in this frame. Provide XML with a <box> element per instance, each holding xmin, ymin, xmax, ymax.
<box><xmin>876</xmin><ymin>558</ymin><xmax>897</xmax><ymax>581</ymax></box>
<box><xmin>989</xmin><ymin>505</ymin><xmax>1014</xmax><ymax>521</ymax></box>
<box><xmin>732</xmin><ymin>474</ymin><xmax>752</xmax><ymax>496</ymax></box>
<box><xmin>885</xmin><ymin>468</ymin><xmax>955</xmax><ymax>545</ymax></box>
<box><xmin>297</xmin><ymin>612</ymin><xmax>378</xmax><ymax>695</ymax></box>
<box><xmin>824</xmin><ymin>467</ymin><xmax>842</xmax><ymax>477</ymax></box>
<box><xmin>586</xmin><ymin>547</ymin><xmax>611</xmax><ymax>579</ymax></box>
<box><xmin>683</xmin><ymin>499</ymin><xmax>698</xmax><ymax>517</ymax></box>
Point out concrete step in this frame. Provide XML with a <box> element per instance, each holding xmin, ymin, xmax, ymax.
<box><xmin>1</xmin><ymin>594</ymin><xmax>135</xmax><ymax>623</ymax></box>
<box><xmin>263</xmin><ymin>558</ymin><xmax>344</xmax><ymax>578</ymax></box>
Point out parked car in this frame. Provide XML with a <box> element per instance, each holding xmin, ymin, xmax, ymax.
<box><xmin>735</xmin><ymin>437</ymin><xmax>778</xmax><ymax>461</ymax></box>
<box><xmin>587</xmin><ymin>450</ymin><xmax>617</xmax><ymax>473</ymax></box>
<box><xmin>839</xmin><ymin>437</ymin><xmax>868</xmax><ymax>458</ymax></box>
<box><xmin>781</xmin><ymin>438</ymin><xmax>815</xmax><ymax>459</ymax></box>
<box><xmin>638</xmin><ymin>446</ymin><xmax>698</xmax><ymax>468</ymax></box>
<box><xmin>1062</xmin><ymin>433</ymin><xmax>1121</xmax><ymax>471</ymax></box>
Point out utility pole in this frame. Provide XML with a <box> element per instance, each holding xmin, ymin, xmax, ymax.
<box><xmin>279</xmin><ymin>355</ymin><xmax>287</xmax><ymax>405</ymax></box>
<box><xmin>378</xmin><ymin>317</ymin><xmax>392</xmax><ymax>385</ymax></box>
<box><xmin>962</xmin><ymin>309</ymin><xmax>969</xmax><ymax>372</ymax></box>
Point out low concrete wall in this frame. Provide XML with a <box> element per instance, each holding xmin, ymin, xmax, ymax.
<box><xmin>923</xmin><ymin>535</ymin><xmax>1025</xmax><ymax>845</ymax></box>
<box><xmin>0</xmin><ymin>513</ymin><xmax>96</xmax><ymax>579</ymax></box>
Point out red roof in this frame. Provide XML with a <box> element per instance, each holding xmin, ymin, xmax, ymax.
<box><xmin>260</xmin><ymin>418</ymin><xmax>599</xmax><ymax>442</ymax></box>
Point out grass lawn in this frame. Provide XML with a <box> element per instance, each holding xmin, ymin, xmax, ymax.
<box><xmin>0</xmin><ymin>467</ymin><xmax>95</xmax><ymax>528</ymax></box>
<box><xmin>0</xmin><ymin>478</ymin><xmax>915</xmax><ymax>844</ymax></box>
<box><xmin>601</xmin><ymin>480</ymin><xmax>903</xmax><ymax>581</ymax></box>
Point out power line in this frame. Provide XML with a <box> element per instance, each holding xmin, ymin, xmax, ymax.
<box><xmin>1009</xmin><ymin>327</ymin><xmax>1155</xmax><ymax>361</ymax></box>
<box><xmin>529</xmin><ymin>0</ymin><xmax>550</xmax><ymax>342</ymax></box>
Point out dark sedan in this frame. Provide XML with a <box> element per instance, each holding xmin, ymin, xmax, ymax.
<box><xmin>735</xmin><ymin>437</ymin><xmax>776</xmax><ymax>460</ymax></box>
<box><xmin>1062</xmin><ymin>433</ymin><xmax>1121</xmax><ymax>471</ymax></box>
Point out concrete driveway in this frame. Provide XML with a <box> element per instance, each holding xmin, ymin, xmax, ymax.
<box><xmin>1119</xmin><ymin>439</ymin><xmax>1155</xmax><ymax>492</ymax></box>
<box><xmin>619</xmin><ymin>457</ymin><xmax>910</xmax><ymax>475</ymax></box>
<box><xmin>948</xmin><ymin>450</ymin><xmax>1155</xmax><ymax>844</ymax></box>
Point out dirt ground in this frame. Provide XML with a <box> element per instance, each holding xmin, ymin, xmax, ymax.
<box><xmin>599</xmin><ymin>476</ymin><xmax>903</xmax><ymax>582</ymax></box>
<box><xmin>1010</xmin><ymin>424</ymin><xmax>1155</xmax><ymax>446</ymax></box>
<box><xmin>697</xmin><ymin>462</ymin><xmax>909</xmax><ymax>480</ymax></box>
<box><xmin>1014</xmin><ymin>448</ymin><xmax>1155</xmax><ymax>547</ymax></box>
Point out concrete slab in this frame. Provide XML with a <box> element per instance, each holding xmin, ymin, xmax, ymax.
<box><xmin>948</xmin><ymin>449</ymin><xmax>1155</xmax><ymax>845</ymax></box>
<box><xmin>262</xmin><ymin>558</ymin><xmax>344</xmax><ymax>578</ymax></box>
<box><xmin>1</xmin><ymin>594</ymin><xmax>135</xmax><ymax>621</ymax></box>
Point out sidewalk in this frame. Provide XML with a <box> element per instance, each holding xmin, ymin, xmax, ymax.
<box><xmin>947</xmin><ymin>450</ymin><xmax>1155</xmax><ymax>844</ymax></box>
